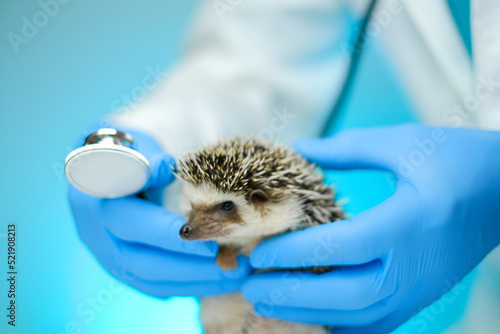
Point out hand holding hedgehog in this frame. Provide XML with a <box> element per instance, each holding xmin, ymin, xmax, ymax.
<box><xmin>69</xmin><ymin>125</ymin><xmax>500</xmax><ymax>334</ymax></box>
<box><xmin>243</xmin><ymin>125</ymin><xmax>500</xmax><ymax>334</ymax></box>
<box><xmin>176</xmin><ymin>136</ymin><xmax>344</xmax><ymax>333</ymax></box>
<box><xmin>69</xmin><ymin>129</ymin><xmax>251</xmax><ymax>298</ymax></box>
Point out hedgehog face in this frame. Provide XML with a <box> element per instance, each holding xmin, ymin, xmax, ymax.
<box><xmin>178</xmin><ymin>181</ymin><xmax>303</xmax><ymax>244</ymax></box>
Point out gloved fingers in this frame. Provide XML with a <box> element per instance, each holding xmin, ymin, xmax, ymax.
<box><xmin>118</xmin><ymin>129</ymin><xmax>176</xmax><ymax>190</ymax></box>
<box><xmin>249</xmin><ymin>219</ymin><xmax>380</xmax><ymax>269</ymax></box>
<box><xmin>111</xmin><ymin>240</ymin><xmax>251</xmax><ymax>282</ymax></box>
<box><xmin>242</xmin><ymin>261</ymin><xmax>396</xmax><ymax>311</ymax></box>
<box><xmin>252</xmin><ymin>298</ymin><xmax>392</xmax><ymax>327</ymax></box>
<box><xmin>120</xmin><ymin>272</ymin><xmax>246</xmax><ymax>298</ymax></box>
<box><xmin>69</xmin><ymin>186</ymin><xmax>111</xmax><ymax>246</ymax></box>
<box><xmin>249</xmin><ymin>191</ymin><xmax>406</xmax><ymax>269</ymax></box>
<box><xmin>101</xmin><ymin>195</ymin><xmax>218</xmax><ymax>257</ymax></box>
<box><xmin>147</xmin><ymin>152</ymin><xmax>176</xmax><ymax>190</ymax></box>
<box><xmin>87</xmin><ymin>245</ymin><xmax>243</xmax><ymax>298</ymax></box>
<box><xmin>78</xmin><ymin>229</ymin><xmax>245</xmax><ymax>298</ymax></box>
<box><xmin>294</xmin><ymin>125</ymin><xmax>417</xmax><ymax>174</ymax></box>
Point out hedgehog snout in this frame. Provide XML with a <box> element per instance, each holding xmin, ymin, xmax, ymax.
<box><xmin>180</xmin><ymin>224</ymin><xmax>193</xmax><ymax>239</ymax></box>
<box><xmin>180</xmin><ymin>215</ymin><xmax>209</xmax><ymax>241</ymax></box>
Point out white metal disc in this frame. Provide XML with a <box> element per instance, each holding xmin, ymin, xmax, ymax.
<box><xmin>65</xmin><ymin>144</ymin><xmax>151</xmax><ymax>198</ymax></box>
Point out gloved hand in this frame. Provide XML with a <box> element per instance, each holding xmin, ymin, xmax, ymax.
<box><xmin>69</xmin><ymin>129</ymin><xmax>250</xmax><ymax>297</ymax></box>
<box><xmin>242</xmin><ymin>124</ymin><xmax>500</xmax><ymax>333</ymax></box>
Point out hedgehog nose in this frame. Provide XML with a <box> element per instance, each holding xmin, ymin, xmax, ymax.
<box><xmin>180</xmin><ymin>225</ymin><xmax>193</xmax><ymax>239</ymax></box>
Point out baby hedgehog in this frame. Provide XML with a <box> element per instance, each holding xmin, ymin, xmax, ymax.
<box><xmin>175</xmin><ymin>137</ymin><xmax>344</xmax><ymax>334</ymax></box>
<box><xmin>175</xmin><ymin>136</ymin><xmax>344</xmax><ymax>270</ymax></box>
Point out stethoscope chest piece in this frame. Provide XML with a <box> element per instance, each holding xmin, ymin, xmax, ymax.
<box><xmin>65</xmin><ymin>128</ymin><xmax>152</xmax><ymax>198</ymax></box>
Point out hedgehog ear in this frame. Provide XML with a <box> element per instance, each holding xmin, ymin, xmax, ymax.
<box><xmin>249</xmin><ymin>189</ymin><xmax>270</xmax><ymax>206</ymax></box>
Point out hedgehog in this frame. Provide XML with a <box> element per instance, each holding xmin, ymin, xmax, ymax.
<box><xmin>176</xmin><ymin>136</ymin><xmax>344</xmax><ymax>268</ymax></box>
<box><xmin>175</xmin><ymin>136</ymin><xmax>344</xmax><ymax>334</ymax></box>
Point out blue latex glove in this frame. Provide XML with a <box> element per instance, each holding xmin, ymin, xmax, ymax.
<box><xmin>69</xmin><ymin>129</ymin><xmax>250</xmax><ymax>297</ymax></box>
<box><xmin>242</xmin><ymin>124</ymin><xmax>500</xmax><ymax>333</ymax></box>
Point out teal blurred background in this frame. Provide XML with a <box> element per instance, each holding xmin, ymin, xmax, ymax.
<box><xmin>0</xmin><ymin>0</ymin><xmax>475</xmax><ymax>333</ymax></box>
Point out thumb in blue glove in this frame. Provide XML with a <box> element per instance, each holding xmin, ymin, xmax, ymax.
<box><xmin>242</xmin><ymin>124</ymin><xmax>500</xmax><ymax>334</ymax></box>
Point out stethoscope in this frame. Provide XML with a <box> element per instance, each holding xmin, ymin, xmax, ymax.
<box><xmin>65</xmin><ymin>128</ymin><xmax>152</xmax><ymax>198</ymax></box>
<box><xmin>65</xmin><ymin>0</ymin><xmax>377</xmax><ymax>198</ymax></box>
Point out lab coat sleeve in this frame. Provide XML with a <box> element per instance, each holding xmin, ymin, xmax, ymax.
<box><xmin>472</xmin><ymin>0</ymin><xmax>500</xmax><ymax>130</ymax></box>
<box><xmin>110</xmin><ymin>0</ymin><xmax>362</xmax><ymax>156</ymax></box>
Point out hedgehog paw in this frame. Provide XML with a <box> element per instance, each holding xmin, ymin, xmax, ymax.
<box><xmin>216</xmin><ymin>245</ymin><xmax>239</xmax><ymax>271</ymax></box>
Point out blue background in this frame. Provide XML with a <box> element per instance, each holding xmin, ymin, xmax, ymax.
<box><xmin>0</xmin><ymin>0</ymin><xmax>475</xmax><ymax>333</ymax></box>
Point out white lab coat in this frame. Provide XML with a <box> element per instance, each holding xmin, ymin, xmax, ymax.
<box><xmin>112</xmin><ymin>0</ymin><xmax>500</xmax><ymax>332</ymax></box>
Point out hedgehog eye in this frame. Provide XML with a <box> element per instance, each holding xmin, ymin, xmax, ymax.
<box><xmin>220</xmin><ymin>201</ymin><xmax>234</xmax><ymax>212</ymax></box>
